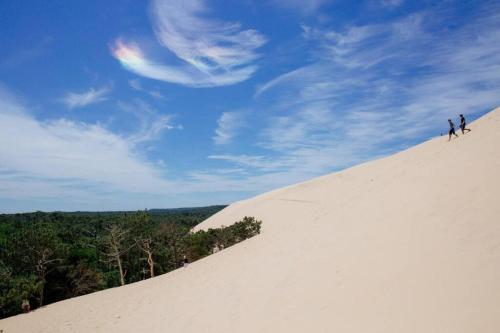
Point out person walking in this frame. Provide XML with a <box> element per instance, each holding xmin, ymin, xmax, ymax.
<box><xmin>448</xmin><ymin>119</ymin><xmax>459</xmax><ymax>141</ymax></box>
<box><xmin>460</xmin><ymin>114</ymin><xmax>471</xmax><ymax>134</ymax></box>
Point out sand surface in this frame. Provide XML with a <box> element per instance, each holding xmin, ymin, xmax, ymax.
<box><xmin>2</xmin><ymin>107</ymin><xmax>500</xmax><ymax>332</ymax></box>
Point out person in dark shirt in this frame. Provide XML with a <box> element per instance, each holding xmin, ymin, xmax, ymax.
<box><xmin>448</xmin><ymin>119</ymin><xmax>459</xmax><ymax>141</ymax></box>
<box><xmin>459</xmin><ymin>114</ymin><xmax>471</xmax><ymax>134</ymax></box>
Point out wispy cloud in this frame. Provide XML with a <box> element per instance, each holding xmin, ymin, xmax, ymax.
<box><xmin>270</xmin><ymin>0</ymin><xmax>331</xmax><ymax>15</ymax></box>
<box><xmin>61</xmin><ymin>86</ymin><xmax>110</xmax><ymax>109</ymax></box>
<box><xmin>213</xmin><ymin>111</ymin><xmax>247</xmax><ymax>145</ymax></box>
<box><xmin>210</xmin><ymin>4</ymin><xmax>500</xmax><ymax>192</ymax></box>
<box><xmin>0</xmin><ymin>86</ymin><xmax>173</xmax><ymax>202</ymax></box>
<box><xmin>208</xmin><ymin>154</ymin><xmax>278</xmax><ymax>170</ymax></box>
<box><xmin>118</xmin><ymin>99</ymin><xmax>178</xmax><ymax>144</ymax></box>
<box><xmin>254</xmin><ymin>65</ymin><xmax>314</xmax><ymax>98</ymax></box>
<box><xmin>129</xmin><ymin>79</ymin><xmax>166</xmax><ymax>100</ymax></box>
<box><xmin>111</xmin><ymin>0</ymin><xmax>266</xmax><ymax>87</ymax></box>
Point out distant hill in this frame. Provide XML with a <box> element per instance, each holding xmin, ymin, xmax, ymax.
<box><xmin>148</xmin><ymin>205</ymin><xmax>228</xmax><ymax>215</ymax></box>
<box><xmin>2</xmin><ymin>205</ymin><xmax>227</xmax><ymax>217</ymax></box>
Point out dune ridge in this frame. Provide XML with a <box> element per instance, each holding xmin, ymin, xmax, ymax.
<box><xmin>2</xmin><ymin>107</ymin><xmax>500</xmax><ymax>333</ymax></box>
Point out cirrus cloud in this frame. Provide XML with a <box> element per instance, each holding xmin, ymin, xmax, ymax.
<box><xmin>61</xmin><ymin>86</ymin><xmax>111</xmax><ymax>109</ymax></box>
<box><xmin>111</xmin><ymin>0</ymin><xmax>266</xmax><ymax>87</ymax></box>
<box><xmin>0</xmin><ymin>86</ymin><xmax>173</xmax><ymax>201</ymax></box>
<box><xmin>213</xmin><ymin>111</ymin><xmax>247</xmax><ymax>145</ymax></box>
<box><xmin>212</xmin><ymin>4</ymin><xmax>500</xmax><ymax>193</ymax></box>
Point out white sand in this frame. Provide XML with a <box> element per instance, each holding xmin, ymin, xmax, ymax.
<box><xmin>2</xmin><ymin>107</ymin><xmax>500</xmax><ymax>333</ymax></box>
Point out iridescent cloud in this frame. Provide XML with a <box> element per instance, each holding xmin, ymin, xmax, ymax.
<box><xmin>110</xmin><ymin>0</ymin><xmax>266</xmax><ymax>88</ymax></box>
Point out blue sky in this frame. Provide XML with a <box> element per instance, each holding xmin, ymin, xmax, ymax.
<box><xmin>1</xmin><ymin>0</ymin><xmax>499</xmax><ymax>212</ymax></box>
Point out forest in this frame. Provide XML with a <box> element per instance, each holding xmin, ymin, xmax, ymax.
<box><xmin>0</xmin><ymin>207</ymin><xmax>262</xmax><ymax>319</ymax></box>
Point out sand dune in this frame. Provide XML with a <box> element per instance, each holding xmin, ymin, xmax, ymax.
<box><xmin>2</xmin><ymin>107</ymin><xmax>500</xmax><ymax>333</ymax></box>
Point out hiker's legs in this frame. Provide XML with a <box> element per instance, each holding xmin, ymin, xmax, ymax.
<box><xmin>449</xmin><ymin>129</ymin><xmax>458</xmax><ymax>140</ymax></box>
<box><xmin>462</xmin><ymin>123</ymin><xmax>471</xmax><ymax>133</ymax></box>
<box><xmin>449</xmin><ymin>129</ymin><xmax>455</xmax><ymax>140</ymax></box>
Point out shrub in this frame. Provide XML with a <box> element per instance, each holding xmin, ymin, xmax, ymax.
<box><xmin>183</xmin><ymin>216</ymin><xmax>262</xmax><ymax>262</ymax></box>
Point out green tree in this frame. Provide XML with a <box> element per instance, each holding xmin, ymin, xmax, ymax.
<box><xmin>0</xmin><ymin>262</ymin><xmax>37</xmax><ymax>317</ymax></box>
<box><xmin>155</xmin><ymin>222</ymin><xmax>187</xmax><ymax>270</ymax></box>
<box><xmin>130</xmin><ymin>211</ymin><xmax>157</xmax><ymax>278</ymax></box>
<box><xmin>67</xmin><ymin>263</ymin><xmax>105</xmax><ymax>296</ymax></box>
<box><xmin>14</xmin><ymin>222</ymin><xmax>65</xmax><ymax>307</ymax></box>
<box><xmin>102</xmin><ymin>222</ymin><xmax>132</xmax><ymax>286</ymax></box>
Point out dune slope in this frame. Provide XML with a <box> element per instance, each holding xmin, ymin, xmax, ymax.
<box><xmin>2</xmin><ymin>107</ymin><xmax>500</xmax><ymax>333</ymax></box>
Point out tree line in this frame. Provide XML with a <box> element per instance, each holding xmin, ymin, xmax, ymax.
<box><xmin>0</xmin><ymin>207</ymin><xmax>261</xmax><ymax>319</ymax></box>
